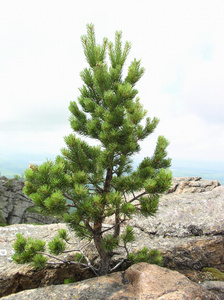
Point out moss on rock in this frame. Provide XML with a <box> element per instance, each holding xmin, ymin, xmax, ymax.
<box><xmin>203</xmin><ymin>267</ymin><xmax>224</xmax><ymax>281</ymax></box>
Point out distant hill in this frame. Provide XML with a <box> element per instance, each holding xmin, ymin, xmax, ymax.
<box><xmin>0</xmin><ymin>153</ymin><xmax>56</xmax><ymax>178</ymax></box>
<box><xmin>0</xmin><ymin>154</ymin><xmax>223</xmax><ymax>185</ymax></box>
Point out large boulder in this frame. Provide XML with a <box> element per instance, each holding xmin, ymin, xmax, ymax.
<box><xmin>0</xmin><ymin>177</ymin><xmax>58</xmax><ymax>225</ymax></box>
<box><xmin>0</xmin><ymin>177</ymin><xmax>223</xmax><ymax>297</ymax></box>
<box><xmin>128</xmin><ymin>178</ymin><xmax>224</xmax><ymax>271</ymax></box>
<box><xmin>0</xmin><ymin>263</ymin><xmax>219</xmax><ymax>300</ymax></box>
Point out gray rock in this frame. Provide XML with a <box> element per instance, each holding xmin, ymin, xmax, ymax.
<box><xmin>0</xmin><ymin>177</ymin><xmax>58</xmax><ymax>225</ymax></box>
<box><xmin>129</xmin><ymin>184</ymin><xmax>224</xmax><ymax>240</ymax></box>
<box><xmin>201</xmin><ymin>281</ymin><xmax>224</xmax><ymax>292</ymax></box>
<box><xmin>166</xmin><ymin>177</ymin><xmax>220</xmax><ymax>194</ymax></box>
<box><xmin>201</xmin><ymin>281</ymin><xmax>224</xmax><ymax>300</ymax></box>
<box><xmin>0</xmin><ymin>263</ymin><xmax>219</xmax><ymax>300</ymax></box>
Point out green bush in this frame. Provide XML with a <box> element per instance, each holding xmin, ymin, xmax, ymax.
<box><xmin>128</xmin><ymin>247</ymin><xmax>163</xmax><ymax>266</ymax></box>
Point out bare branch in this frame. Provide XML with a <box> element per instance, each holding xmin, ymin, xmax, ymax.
<box><xmin>62</xmin><ymin>249</ymin><xmax>81</xmax><ymax>253</ymax></box>
<box><xmin>128</xmin><ymin>191</ymin><xmax>147</xmax><ymax>203</ymax></box>
<box><xmin>101</xmin><ymin>218</ymin><xmax>126</xmax><ymax>234</ymax></box>
<box><xmin>109</xmin><ymin>245</ymin><xmax>132</xmax><ymax>273</ymax></box>
<box><xmin>63</xmin><ymin>193</ymin><xmax>74</xmax><ymax>201</ymax></box>
<box><xmin>36</xmin><ymin>251</ymin><xmax>69</xmax><ymax>264</ymax></box>
<box><xmin>64</xmin><ymin>240</ymin><xmax>98</xmax><ymax>276</ymax></box>
<box><xmin>79</xmin><ymin>245</ymin><xmax>99</xmax><ymax>276</ymax></box>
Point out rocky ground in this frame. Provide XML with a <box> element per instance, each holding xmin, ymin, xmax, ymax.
<box><xmin>1</xmin><ymin>263</ymin><xmax>221</xmax><ymax>300</ymax></box>
<box><xmin>0</xmin><ymin>177</ymin><xmax>224</xmax><ymax>299</ymax></box>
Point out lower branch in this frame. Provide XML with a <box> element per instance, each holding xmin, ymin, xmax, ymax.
<box><xmin>109</xmin><ymin>244</ymin><xmax>132</xmax><ymax>273</ymax></box>
<box><xmin>36</xmin><ymin>251</ymin><xmax>72</xmax><ymax>264</ymax></box>
<box><xmin>36</xmin><ymin>240</ymin><xmax>99</xmax><ymax>275</ymax></box>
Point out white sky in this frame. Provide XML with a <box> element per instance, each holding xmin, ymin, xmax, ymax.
<box><xmin>1</xmin><ymin>0</ymin><xmax>224</xmax><ymax>165</ymax></box>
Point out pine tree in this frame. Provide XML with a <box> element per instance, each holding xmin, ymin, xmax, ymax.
<box><xmin>14</xmin><ymin>24</ymin><xmax>172</xmax><ymax>275</ymax></box>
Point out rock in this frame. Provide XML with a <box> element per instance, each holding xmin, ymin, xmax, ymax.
<box><xmin>201</xmin><ymin>281</ymin><xmax>224</xmax><ymax>300</ymax></box>
<box><xmin>0</xmin><ymin>177</ymin><xmax>58</xmax><ymax>225</ymax></box>
<box><xmin>0</xmin><ymin>263</ymin><xmax>219</xmax><ymax>300</ymax></box>
<box><xmin>129</xmin><ymin>184</ymin><xmax>224</xmax><ymax>241</ymax></box>
<box><xmin>166</xmin><ymin>176</ymin><xmax>220</xmax><ymax>194</ymax></box>
<box><xmin>162</xmin><ymin>236</ymin><xmax>224</xmax><ymax>271</ymax></box>
<box><xmin>0</xmin><ymin>177</ymin><xmax>224</xmax><ymax>297</ymax></box>
<box><xmin>128</xmin><ymin>181</ymin><xmax>224</xmax><ymax>276</ymax></box>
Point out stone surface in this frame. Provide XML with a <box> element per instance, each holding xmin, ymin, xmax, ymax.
<box><xmin>129</xmin><ymin>184</ymin><xmax>224</xmax><ymax>244</ymax></box>
<box><xmin>0</xmin><ymin>263</ymin><xmax>219</xmax><ymax>300</ymax></box>
<box><xmin>0</xmin><ymin>177</ymin><xmax>58</xmax><ymax>225</ymax></box>
<box><xmin>0</xmin><ymin>177</ymin><xmax>223</xmax><ymax>297</ymax></box>
<box><xmin>166</xmin><ymin>176</ymin><xmax>220</xmax><ymax>194</ymax></box>
<box><xmin>201</xmin><ymin>281</ymin><xmax>224</xmax><ymax>300</ymax></box>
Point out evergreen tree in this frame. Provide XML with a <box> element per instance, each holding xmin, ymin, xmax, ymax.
<box><xmin>13</xmin><ymin>24</ymin><xmax>172</xmax><ymax>275</ymax></box>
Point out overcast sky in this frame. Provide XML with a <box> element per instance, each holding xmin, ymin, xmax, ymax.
<box><xmin>1</xmin><ymin>0</ymin><xmax>224</xmax><ymax>166</ymax></box>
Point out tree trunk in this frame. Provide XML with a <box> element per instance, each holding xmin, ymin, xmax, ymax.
<box><xmin>92</xmin><ymin>167</ymin><xmax>114</xmax><ymax>275</ymax></box>
<box><xmin>114</xmin><ymin>209</ymin><xmax>120</xmax><ymax>238</ymax></box>
<box><xmin>93</xmin><ymin>221</ymin><xmax>111</xmax><ymax>275</ymax></box>
<box><xmin>99</xmin><ymin>252</ymin><xmax>111</xmax><ymax>275</ymax></box>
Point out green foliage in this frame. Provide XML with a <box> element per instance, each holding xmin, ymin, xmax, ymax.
<box><xmin>121</xmin><ymin>226</ymin><xmax>135</xmax><ymax>243</ymax></box>
<box><xmin>128</xmin><ymin>247</ymin><xmax>163</xmax><ymax>266</ymax></box>
<box><xmin>19</xmin><ymin>24</ymin><xmax>172</xmax><ymax>275</ymax></box>
<box><xmin>48</xmin><ymin>235</ymin><xmax>66</xmax><ymax>255</ymax></box>
<box><xmin>12</xmin><ymin>233</ymin><xmax>27</xmax><ymax>254</ymax></box>
<box><xmin>101</xmin><ymin>234</ymin><xmax>119</xmax><ymax>252</ymax></box>
<box><xmin>63</xmin><ymin>213</ymin><xmax>91</xmax><ymax>240</ymax></box>
<box><xmin>64</xmin><ymin>277</ymin><xmax>76</xmax><ymax>284</ymax></box>
<box><xmin>32</xmin><ymin>254</ymin><xmax>48</xmax><ymax>269</ymax></box>
<box><xmin>12</xmin><ymin>234</ymin><xmax>46</xmax><ymax>267</ymax></box>
<box><xmin>139</xmin><ymin>194</ymin><xmax>159</xmax><ymax>217</ymax></box>
<box><xmin>58</xmin><ymin>229</ymin><xmax>70</xmax><ymax>241</ymax></box>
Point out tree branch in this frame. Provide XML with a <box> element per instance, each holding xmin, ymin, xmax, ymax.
<box><xmin>109</xmin><ymin>244</ymin><xmax>132</xmax><ymax>273</ymax></box>
<box><xmin>78</xmin><ymin>241</ymin><xmax>99</xmax><ymax>276</ymax></box>
<box><xmin>63</xmin><ymin>193</ymin><xmax>74</xmax><ymax>201</ymax></box>
<box><xmin>128</xmin><ymin>191</ymin><xmax>147</xmax><ymax>203</ymax></box>
<box><xmin>101</xmin><ymin>218</ymin><xmax>126</xmax><ymax>234</ymax></box>
<box><xmin>36</xmin><ymin>251</ymin><xmax>70</xmax><ymax>264</ymax></box>
<box><xmin>85</xmin><ymin>217</ymin><xmax>94</xmax><ymax>234</ymax></box>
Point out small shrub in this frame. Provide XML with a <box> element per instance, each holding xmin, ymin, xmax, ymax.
<box><xmin>128</xmin><ymin>247</ymin><xmax>163</xmax><ymax>266</ymax></box>
<box><xmin>12</xmin><ymin>233</ymin><xmax>46</xmax><ymax>268</ymax></box>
